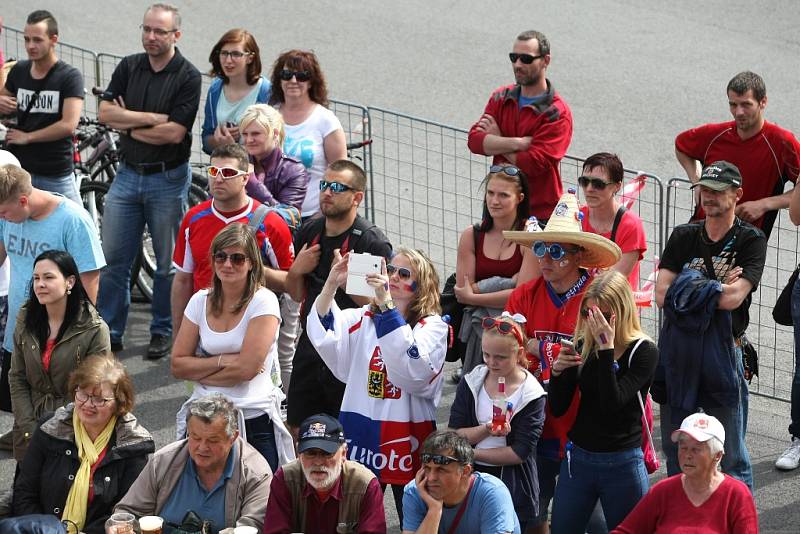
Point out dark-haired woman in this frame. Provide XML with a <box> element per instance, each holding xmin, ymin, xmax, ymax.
<box><xmin>269</xmin><ymin>49</ymin><xmax>346</xmax><ymax>218</ymax></box>
<box><xmin>201</xmin><ymin>28</ymin><xmax>271</xmax><ymax>155</ymax></box>
<box><xmin>453</xmin><ymin>165</ymin><xmax>539</xmax><ymax>376</ymax></box>
<box><xmin>9</xmin><ymin>250</ymin><xmax>110</xmax><ymax>463</ymax></box>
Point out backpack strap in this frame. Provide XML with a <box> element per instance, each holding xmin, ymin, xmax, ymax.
<box><xmin>609</xmin><ymin>206</ymin><xmax>627</xmax><ymax>243</ymax></box>
<box><xmin>247</xmin><ymin>203</ymin><xmax>270</xmax><ymax>232</ymax></box>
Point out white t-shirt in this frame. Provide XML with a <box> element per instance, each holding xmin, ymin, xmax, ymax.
<box><xmin>183</xmin><ymin>287</ymin><xmax>281</xmax><ymax>418</ymax></box>
<box><xmin>0</xmin><ymin>258</ymin><xmax>9</xmax><ymax>297</ymax></box>
<box><xmin>282</xmin><ymin>104</ymin><xmax>342</xmax><ymax>216</ymax></box>
<box><xmin>475</xmin><ymin>382</ymin><xmax>525</xmax><ymax>466</ymax></box>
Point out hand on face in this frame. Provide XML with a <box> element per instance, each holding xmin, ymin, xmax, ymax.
<box><xmin>586</xmin><ymin>306</ymin><xmax>616</xmax><ymax>349</ymax></box>
<box><xmin>415</xmin><ymin>467</ymin><xmax>443</xmax><ymax>509</ymax></box>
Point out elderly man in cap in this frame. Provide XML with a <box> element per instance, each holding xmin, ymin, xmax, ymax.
<box><xmin>264</xmin><ymin>414</ymin><xmax>386</xmax><ymax>534</ymax></box>
<box><xmin>655</xmin><ymin>161</ymin><xmax>767</xmax><ymax>491</ymax></box>
<box><xmin>503</xmin><ymin>189</ymin><xmax>620</xmax><ymax>533</ymax></box>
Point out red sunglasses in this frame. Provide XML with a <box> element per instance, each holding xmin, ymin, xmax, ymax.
<box><xmin>481</xmin><ymin>317</ymin><xmax>524</xmax><ymax>348</ymax></box>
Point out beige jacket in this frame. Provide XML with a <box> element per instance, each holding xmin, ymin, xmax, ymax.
<box><xmin>114</xmin><ymin>437</ymin><xmax>271</xmax><ymax>530</ymax></box>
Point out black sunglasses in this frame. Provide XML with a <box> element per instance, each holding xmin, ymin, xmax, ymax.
<box><xmin>509</xmin><ymin>52</ymin><xmax>544</xmax><ymax>64</ymax></box>
<box><xmin>319</xmin><ymin>180</ymin><xmax>357</xmax><ymax>193</ymax></box>
<box><xmin>489</xmin><ymin>164</ymin><xmax>524</xmax><ymax>178</ymax></box>
<box><xmin>578</xmin><ymin>176</ymin><xmax>614</xmax><ymax>190</ymax></box>
<box><xmin>421</xmin><ymin>453</ymin><xmax>462</xmax><ymax>465</ymax></box>
<box><xmin>280</xmin><ymin>69</ymin><xmax>311</xmax><ymax>82</ymax></box>
<box><xmin>387</xmin><ymin>264</ymin><xmax>412</xmax><ymax>280</ymax></box>
<box><xmin>213</xmin><ymin>252</ymin><xmax>248</xmax><ymax>266</ymax></box>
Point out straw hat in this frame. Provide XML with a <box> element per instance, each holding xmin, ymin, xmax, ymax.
<box><xmin>504</xmin><ymin>190</ymin><xmax>621</xmax><ymax>269</ymax></box>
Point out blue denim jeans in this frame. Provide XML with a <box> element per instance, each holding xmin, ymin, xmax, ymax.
<box><xmin>97</xmin><ymin>162</ymin><xmax>189</xmax><ymax>341</ymax></box>
<box><xmin>534</xmin><ymin>454</ymin><xmax>608</xmax><ymax>532</ymax></box>
<box><xmin>244</xmin><ymin>412</ymin><xmax>278</xmax><ymax>473</ymax></box>
<box><xmin>659</xmin><ymin>353</ymin><xmax>753</xmax><ymax>492</ymax></box>
<box><xmin>30</xmin><ymin>171</ymin><xmax>81</xmax><ymax>205</ymax></box>
<box><xmin>790</xmin><ymin>277</ymin><xmax>800</xmax><ymax>438</ymax></box>
<box><xmin>550</xmin><ymin>444</ymin><xmax>648</xmax><ymax>533</ymax></box>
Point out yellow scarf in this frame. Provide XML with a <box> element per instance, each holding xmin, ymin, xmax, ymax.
<box><xmin>62</xmin><ymin>408</ymin><xmax>117</xmax><ymax>533</ymax></box>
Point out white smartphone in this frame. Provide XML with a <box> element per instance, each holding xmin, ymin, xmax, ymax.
<box><xmin>346</xmin><ymin>252</ymin><xmax>382</xmax><ymax>298</ymax></box>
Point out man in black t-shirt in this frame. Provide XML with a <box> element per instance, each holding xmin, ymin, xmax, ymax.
<box><xmin>96</xmin><ymin>3</ymin><xmax>201</xmax><ymax>360</ymax></box>
<box><xmin>655</xmin><ymin>161</ymin><xmax>766</xmax><ymax>491</ymax></box>
<box><xmin>0</xmin><ymin>10</ymin><xmax>83</xmax><ymax>204</ymax></box>
<box><xmin>286</xmin><ymin>160</ymin><xmax>391</xmax><ymax>434</ymax></box>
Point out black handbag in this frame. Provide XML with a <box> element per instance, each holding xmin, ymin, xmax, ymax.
<box><xmin>440</xmin><ymin>272</ymin><xmax>467</xmax><ymax>362</ymax></box>
<box><xmin>165</xmin><ymin>511</ymin><xmax>213</xmax><ymax>534</ymax></box>
<box><xmin>773</xmin><ymin>265</ymin><xmax>799</xmax><ymax>326</ymax></box>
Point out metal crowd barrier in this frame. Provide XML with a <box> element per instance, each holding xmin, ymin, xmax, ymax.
<box><xmin>666</xmin><ymin>177</ymin><xmax>798</xmax><ymax>402</ymax></box>
<box><xmin>4</xmin><ymin>25</ymin><xmax>794</xmax><ymax>402</ymax></box>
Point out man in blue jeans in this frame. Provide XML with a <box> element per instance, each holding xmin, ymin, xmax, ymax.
<box><xmin>655</xmin><ymin>161</ymin><xmax>767</xmax><ymax>491</ymax></box>
<box><xmin>96</xmin><ymin>3</ymin><xmax>201</xmax><ymax>358</ymax></box>
<box><xmin>779</xmin><ymin>170</ymin><xmax>800</xmax><ymax>470</ymax></box>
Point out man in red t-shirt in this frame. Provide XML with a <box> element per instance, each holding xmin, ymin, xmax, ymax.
<box><xmin>504</xmin><ymin>190</ymin><xmax>620</xmax><ymax>533</ymax></box>
<box><xmin>467</xmin><ymin>30</ymin><xmax>573</xmax><ymax>222</ymax></box>
<box><xmin>171</xmin><ymin>143</ymin><xmax>293</xmax><ymax>348</ymax></box>
<box><xmin>675</xmin><ymin>70</ymin><xmax>800</xmax><ymax>238</ymax></box>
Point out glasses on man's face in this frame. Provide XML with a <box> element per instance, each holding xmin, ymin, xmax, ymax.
<box><xmin>421</xmin><ymin>453</ymin><xmax>461</xmax><ymax>465</ymax></box>
<box><xmin>140</xmin><ymin>24</ymin><xmax>177</xmax><ymax>37</ymax></box>
<box><xmin>219</xmin><ymin>50</ymin><xmax>251</xmax><ymax>60</ymax></box>
<box><xmin>207</xmin><ymin>166</ymin><xmax>246</xmax><ymax>181</ymax></box>
<box><xmin>481</xmin><ymin>317</ymin><xmax>524</xmax><ymax>347</ymax></box>
<box><xmin>489</xmin><ymin>164</ymin><xmax>524</xmax><ymax>178</ymax></box>
<box><xmin>280</xmin><ymin>69</ymin><xmax>311</xmax><ymax>82</ymax></box>
<box><xmin>319</xmin><ymin>180</ymin><xmax>356</xmax><ymax>194</ymax></box>
<box><xmin>578</xmin><ymin>176</ymin><xmax>614</xmax><ymax>190</ymax></box>
<box><xmin>75</xmin><ymin>389</ymin><xmax>114</xmax><ymax>408</ymax></box>
<box><xmin>509</xmin><ymin>52</ymin><xmax>544</xmax><ymax>64</ymax></box>
<box><xmin>532</xmin><ymin>241</ymin><xmax>580</xmax><ymax>261</ymax></box>
<box><xmin>386</xmin><ymin>264</ymin><xmax>412</xmax><ymax>280</ymax></box>
<box><xmin>213</xmin><ymin>252</ymin><xmax>248</xmax><ymax>267</ymax></box>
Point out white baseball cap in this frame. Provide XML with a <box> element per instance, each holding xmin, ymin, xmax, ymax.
<box><xmin>0</xmin><ymin>150</ymin><xmax>21</xmax><ymax>168</ymax></box>
<box><xmin>671</xmin><ymin>412</ymin><xmax>725</xmax><ymax>446</ymax></box>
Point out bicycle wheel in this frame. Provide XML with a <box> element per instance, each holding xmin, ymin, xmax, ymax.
<box><xmin>134</xmin><ymin>177</ymin><xmax>210</xmax><ymax>303</ymax></box>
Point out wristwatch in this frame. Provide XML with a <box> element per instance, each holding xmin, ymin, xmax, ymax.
<box><xmin>378</xmin><ymin>300</ymin><xmax>396</xmax><ymax>313</ymax></box>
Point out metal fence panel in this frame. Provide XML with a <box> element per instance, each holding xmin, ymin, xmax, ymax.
<box><xmin>666</xmin><ymin>177</ymin><xmax>798</xmax><ymax>401</ymax></box>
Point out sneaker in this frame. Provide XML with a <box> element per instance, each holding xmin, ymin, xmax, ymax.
<box><xmin>146</xmin><ymin>334</ymin><xmax>172</xmax><ymax>360</ymax></box>
<box><xmin>775</xmin><ymin>437</ymin><xmax>800</xmax><ymax>470</ymax></box>
<box><xmin>110</xmin><ymin>339</ymin><xmax>124</xmax><ymax>353</ymax></box>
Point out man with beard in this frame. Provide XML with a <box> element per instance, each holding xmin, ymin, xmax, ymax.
<box><xmin>675</xmin><ymin>71</ymin><xmax>800</xmax><ymax>238</ymax></box>
<box><xmin>467</xmin><ymin>30</ymin><xmax>573</xmax><ymax>223</ymax></box>
<box><xmin>0</xmin><ymin>10</ymin><xmax>84</xmax><ymax>204</ymax></box>
<box><xmin>656</xmin><ymin>161</ymin><xmax>767</xmax><ymax>491</ymax></box>
<box><xmin>264</xmin><ymin>414</ymin><xmax>386</xmax><ymax>533</ymax></box>
<box><xmin>285</xmin><ymin>160</ymin><xmax>391</xmax><ymax>434</ymax></box>
<box><xmin>96</xmin><ymin>3</ymin><xmax>201</xmax><ymax>359</ymax></box>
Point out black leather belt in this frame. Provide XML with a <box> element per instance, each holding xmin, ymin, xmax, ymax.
<box><xmin>122</xmin><ymin>159</ymin><xmax>184</xmax><ymax>176</ymax></box>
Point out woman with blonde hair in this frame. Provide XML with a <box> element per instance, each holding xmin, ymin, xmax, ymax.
<box><xmin>201</xmin><ymin>29</ymin><xmax>270</xmax><ymax>154</ymax></box>
<box><xmin>171</xmin><ymin>224</ymin><xmax>294</xmax><ymax>472</ymax></box>
<box><xmin>240</xmin><ymin>103</ymin><xmax>307</xmax><ymax>211</ymax></box>
<box><xmin>9</xmin><ymin>354</ymin><xmax>153</xmax><ymax>534</ymax></box>
<box><xmin>548</xmin><ymin>270</ymin><xmax>659</xmax><ymax>531</ymax></box>
<box><xmin>449</xmin><ymin>313</ymin><xmax>546</xmax><ymax>531</ymax></box>
<box><xmin>307</xmin><ymin>245</ymin><xmax>448</xmax><ymax>517</ymax></box>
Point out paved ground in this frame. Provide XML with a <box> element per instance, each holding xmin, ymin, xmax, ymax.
<box><xmin>2</xmin><ymin>1</ymin><xmax>800</xmax><ymax>531</ymax></box>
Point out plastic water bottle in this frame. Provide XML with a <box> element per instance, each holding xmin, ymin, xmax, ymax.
<box><xmin>492</xmin><ymin>377</ymin><xmax>508</xmax><ymax>432</ymax></box>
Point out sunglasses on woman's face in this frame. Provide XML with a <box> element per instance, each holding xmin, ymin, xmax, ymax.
<box><xmin>532</xmin><ymin>241</ymin><xmax>580</xmax><ymax>260</ymax></box>
<box><xmin>213</xmin><ymin>252</ymin><xmax>248</xmax><ymax>266</ymax></box>
<box><xmin>207</xmin><ymin>166</ymin><xmax>246</xmax><ymax>180</ymax></box>
<box><xmin>280</xmin><ymin>69</ymin><xmax>311</xmax><ymax>82</ymax></box>
<box><xmin>578</xmin><ymin>175</ymin><xmax>614</xmax><ymax>190</ymax></box>
<box><xmin>481</xmin><ymin>317</ymin><xmax>524</xmax><ymax>347</ymax></box>
<box><xmin>386</xmin><ymin>264</ymin><xmax>412</xmax><ymax>280</ymax></box>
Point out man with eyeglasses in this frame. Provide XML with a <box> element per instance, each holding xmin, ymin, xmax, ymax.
<box><xmin>402</xmin><ymin>430</ymin><xmax>519</xmax><ymax>534</ymax></box>
<box><xmin>503</xmin><ymin>191</ymin><xmax>620</xmax><ymax>533</ymax></box>
<box><xmin>285</xmin><ymin>160</ymin><xmax>391</xmax><ymax>436</ymax></box>
<box><xmin>171</xmin><ymin>143</ymin><xmax>293</xmax><ymax>335</ymax></box>
<box><xmin>468</xmin><ymin>30</ymin><xmax>572</xmax><ymax>224</ymax></box>
<box><xmin>0</xmin><ymin>10</ymin><xmax>85</xmax><ymax>204</ymax></box>
<box><xmin>264</xmin><ymin>413</ymin><xmax>386</xmax><ymax>533</ymax></box>
<box><xmin>675</xmin><ymin>71</ymin><xmax>800</xmax><ymax>239</ymax></box>
<box><xmin>96</xmin><ymin>2</ymin><xmax>201</xmax><ymax>359</ymax></box>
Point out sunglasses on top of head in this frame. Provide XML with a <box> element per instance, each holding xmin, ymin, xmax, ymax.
<box><xmin>578</xmin><ymin>176</ymin><xmax>615</xmax><ymax>190</ymax></box>
<box><xmin>213</xmin><ymin>251</ymin><xmax>248</xmax><ymax>266</ymax></box>
<box><xmin>319</xmin><ymin>180</ymin><xmax>357</xmax><ymax>193</ymax></box>
<box><xmin>387</xmin><ymin>264</ymin><xmax>412</xmax><ymax>280</ymax></box>
<box><xmin>509</xmin><ymin>52</ymin><xmax>544</xmax><ymax>64</ymax></box>
<box><xmin>481</xmin><ymin>317</ymin><xmax>524</xmax><ymax>347</ymax></box>
<box><xmin>489</xmin><ymin>164</ymin><xmax>524</xmax><ymax>178</ymax></box>
<box><xmin>280</xmin><ymin>69</ymin><xmax>312</xmax><ymax>82</ymax></box>
<box><xmin>207</xmin><ymin>166</ymin><xmax>246</xmax><ymax>180</ymax></box>
<box><xmin>532</xmin><ymin>241</ymin><xmax>580</xmax><ymax>260</ymax></box>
